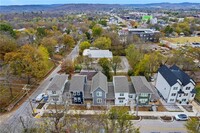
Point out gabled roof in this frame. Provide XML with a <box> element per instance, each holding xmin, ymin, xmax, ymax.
<box><xmin>158</xmin><ymin>65</ymin><xmax>179</xmax><ymax>86</ymax></box>
<box><xmin>131</xmin><ymin>76</ymin><xmax>153</xmax><ymax>94</ymax></box>
<box><xmin>91</xmin><ymin>71</ymin><xmax>108</xmax><ymax>93</ymax></box>
<box><xmin>170</xmin><ymin>65</ymin><xmax>195</xmax><ymax>86</ymax></box>
<box><xmin>113</xmin><ymin>76</ymin><xmax>129</xmax><ymax>93</ymax></box>
<box><xmin>47</xmin><ymin>74</ymin><xmax>68</xmax><ymax>91</ymax></box>
<box><xmin>69</xmin><ymin>75</ymin><xmax>86</xmax><ymax>92</ymax></box>
<box><xmin>158</xmin><ymin>65</ymin><xmax>195</xmax><ymax>86</ymax></box>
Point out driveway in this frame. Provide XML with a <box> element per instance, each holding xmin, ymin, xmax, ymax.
<box><xmin>118</xmin><ymin>56</ymin><xmax>131</xmax><ymax>72</ymax></box>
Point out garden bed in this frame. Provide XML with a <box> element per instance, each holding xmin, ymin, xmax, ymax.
<box><xmin>160</xmin><ymin>116</ymin><xmax>173</xmax><ymax>122</ymax></box>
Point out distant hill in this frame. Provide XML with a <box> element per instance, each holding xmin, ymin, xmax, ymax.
<box><xmin>0</xmin><ymin>3</ymin><xmax>200</xmax><ymax>13</ymax></box>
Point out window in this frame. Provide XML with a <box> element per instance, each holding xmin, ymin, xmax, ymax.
<box><xmin>96</xmin><ymin>91</ymin><xmax>102</xmax><ymax>97</ymax></box>
<box><xmin>139</xmin><ymin>99</ymin><xmax>147</xmax><ymax>103</ymax></box>
<box><xmin>179</xmin><ymin>94</ymin><xmax>181</xmax><ymax>97</ymax></box>
<box><xmin>129</xmin><ymin>95</ymin><xmax>133</xmax><ymax>98</ymax></box>
<box><xmin>171</xmin><ymin>93</ymin><xmax>176</xmax><ymax>96</ymax></box>
<box><xmin>77</xmin><ymin>92</ymin><xmax>80</xmax><ymax>96</ymax></box>
<box><xmin>78</xmin><ymin>97</ymin><xmax>81</xmax><ymax>102</ymax></box>
<box><xmin>170</xmin><ymin>99</ymin><xmax>174</xmax><ymax>102</ymax></box>
<box><xmin>140</xmin><ymin>93</ymin><xmax>148</xmax><ymax>97</ymax></box>
<box><xmin>191</xmin><ymin>94</ymin><xmax>195</xmax><ymax>97</ymax></box>
<box><xmin>186</xmin><ymin>87</ymin><xmax>190</xmax><ymax>90</ymax></box>
<box><xmin>52</xmin><ymin>91</ymin><xmax>56</xmax><ymax>94</ymax></box>
<box><xmin>73</xmin><ymin>92</ymin><xmax>76</xmax><ymax>96</ymax></box>
<box><xmin>74</xmin><ymin>97</ymin><xmax>77</xmax><ymax>102</ymax></box>
<box><xmin>182</xmin><ymin>99</ymin><xmax>186</xmax><ymax>102</ymax></box>
<box><xmin>184</xmin><ymin>93</ymin><xmax>188</xmax><ymax>96</ymax></box>
<box><xmin>119</xmin><ymin>100</ymin><xmax>123</xmax><ymax>103</ymax></box>
<box><xmin>173</xmin><ymin>87</ymin><xmax>178</xmax><ymax>90</ymax></box>
<box><xmin>97</xmin><ymin>98</ymin><xmax>102</xmax><ymax>103</ymax></box>
<box><xmin>120</xmin><ymin>93</ymin><xmax>124</xmax><ymax>96</ymax></box>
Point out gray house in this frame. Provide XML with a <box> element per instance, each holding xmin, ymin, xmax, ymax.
<box><xmin>47</xmin><ymin>74</ymin><xmax>68</xmax><ymax>104</ymax></box>
<box><xmin>131</xmin><ymin>76</ymin><xmax>153</xmax><ymax>105</ymax></box>
<box><xmin>91</xmin><ymin>71</ymin><xmax>108</xmax><ymax>105</ymax></box>
<box><xmin>69</xmin><ymin>75</ymin><xmax>87</xmax><ymax>104</ymax></box>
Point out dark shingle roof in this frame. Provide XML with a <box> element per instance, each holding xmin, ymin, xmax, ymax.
<box><xmin>69</xmin><ymin>75</ymin><xmax>86</xmax><ymax>92</ymax></box>
<box><xmin>158</xmin><ymin>65</ymin><xmax>178</xmax><ymax>86</ymax></box>
<box><xmin>158</xmin><ymin>65</ymin><xmax>195</xmax><ymax>86</ymax></box>
<box><xmin>131</xmin><ymin>76</ymin><xmax>153</xmax><ymax>94</ymax></box>
<box><xmin>47</xmin><ymin>74</ymin><xmax>68</xmax><ymax>91</ymax></box>
<box><xmin>113</xmin><ymin>76</ymin><xmax>129</xmax><ymax>93</ymax></box>
<box><xmin>91</xmin><ymin>71</ymin><xmax>108</xmax><ymax>93</ymax></box>
<box><xmin>170</xmin><ymin>65</ymin><xmax>194</xmax><ymax>86</ymax></box>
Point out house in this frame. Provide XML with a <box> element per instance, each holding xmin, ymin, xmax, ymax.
<box><xmin>46</xmin><ymin>74</ymin><xmax>68</xmax><ymax>104</ymax></box>
<box><xmin>91</xmin><ymin>71</ymin><xmax>108</xmax><ymax>105</ymax></box>
<box><xmin>69</xmin><ymin>75</ymin><xmax>87</xmax><ymax>104</ymax></box>
<box><xmin>113</xmin><ymin>76</ymin><xmax>130</xmax><ymax>105</ymax></box>
<box><xmin>131</xmin><ymin>76</ymin><xmax>153</xmax><ymax>105</ymax></box>
<box><xmin>155</xmin><ymin>65</ymin><xmax>196</xmax><ymax>104</ymax></box>
<box><xmin>83</xmin><ymin>49</ymin><xmax>113</xmax><ymax>59</ymax></box>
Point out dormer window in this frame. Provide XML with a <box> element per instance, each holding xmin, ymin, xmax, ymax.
<box><xmin>96</xmin><ymin>91</ymin><xmax>102</xmax><ymax>97</ymax></box>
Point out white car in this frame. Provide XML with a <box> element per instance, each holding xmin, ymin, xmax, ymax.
<box><xmin>175</xmin><ymin>114</ymin><xmax>189</xmax><ymax>121</ymax></box>
<box><xmin>35</xmin><ymin>93</ymin><xmax>45</xmax><ymax>102</ymax></box>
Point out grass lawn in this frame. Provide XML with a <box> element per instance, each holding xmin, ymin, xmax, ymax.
<box><xmin>163</xmin><ymin>37</ymin><xmax>200</xmax><ymax>44</ymax></box>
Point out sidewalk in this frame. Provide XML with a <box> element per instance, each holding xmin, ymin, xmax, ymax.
<box><xmin>38</xmin><ymin>109</ymin><xmax>199</xmax><ymax>117</ymax></box>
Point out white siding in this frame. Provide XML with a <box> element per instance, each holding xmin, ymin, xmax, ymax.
<box><xmin>155</xmin><ymin>72</ymin><xmax>171</xmax><ymax>100</ymax></box>
<box><xmin>115</xmin><ymin>93</ymin><xmax>129</xmax><ymax>105</ymax></box>
<box><xmin>167</xmin><ymin>83</ymin><xmax>181</xmax><ymax>103</ymax></box>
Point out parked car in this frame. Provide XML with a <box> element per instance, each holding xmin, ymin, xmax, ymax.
<box><xmin>35</xmin><ymin>93</ymin><xmax>45</xmax><ymax>102</ymax></box>
<box><xmin>175</xmin><ymin>114</ymin><xmax>189</xmax><ymax>121</ymax></box>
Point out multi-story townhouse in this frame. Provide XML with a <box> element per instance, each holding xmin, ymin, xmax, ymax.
<box><xmin>155</xmin><ymin>65</ymin><xmax>196</xmax><ymax>104</ymax></box>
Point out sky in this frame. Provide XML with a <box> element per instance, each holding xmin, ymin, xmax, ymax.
<box><xmin>0</xmin><ymin>0</ymin><xmax>199</xmax><ymax>6</ymax></box>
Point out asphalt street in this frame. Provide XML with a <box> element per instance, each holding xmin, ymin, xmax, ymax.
<box><xmin>134</xmin><ymin>119</ymin><xmax>187</xmax><ymax>133</ymax></box>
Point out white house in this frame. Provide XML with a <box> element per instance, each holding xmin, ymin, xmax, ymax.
<box><xmin>155</xmin><ymin>65</ymin><xmax>196</xmax><ymax>104</ymax></box>
<box><xmin>113</xmin><ymin>76</ymin><xmax>130</xmax><ymax>105</ymax></box>
<box><xmin>46</xmin><ymin>74</ymin><xmax>69</xmax><ymax>104</ymax></box>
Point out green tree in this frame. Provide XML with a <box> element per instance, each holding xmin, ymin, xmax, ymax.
<box><xmin>111</xmin><ymin>56</ymin><xmax>121</xmax><ymax>75</ymax></box>
<box><xmin>79</xmin><ymin>41</ymin><xmax>91</xmax><ymax>54</ymax></box>
<box><xmin>185</xmin><ymin>118</ymin><xmax>200</xmax><ymax>133</ymax></box>
<box><xmin>0</xmin><ymin>23</ymin><xmax>16</xmax><ymax>38</ymax></box>
<box><xmin>63</xmin><ymin>34</ymin><xmax>75</xmax><ymax>48</ymax></box>
<box><xmin>93</xmin><ymin>37</ymin><xmax>111</xmax><ymax>50</ymax></box>
<box><xmin>135</xmin><ymin>52</ymin><xmax>164</xmax><ymax>79</ymax></box>
<box><xmin>36</xmin><ymin>27</ymin><xmax>47</xmax><ymax>38</ymax></box>
<box><xmin>92</xmin><ymin>25</ymin><xmax>103</xmax><ymax>37</ymax></box>
<box><xmin>41</xmin><ymin>37</ymin><xmax>57</xmax><ymax>57</ymax></box>
<box><xmin>61</xmin><ymin>59</ymin><xmax>75</xmax><ymax>77</ymax></box>
<box><xmin>125</xmin><ymin>45</ymin><xmax>143</xmax><ymax>71</ymax></box>
<box><xmin>0</xmin><ymin>34</ymin><xmax>17</xmax><ymax>60</ymax></box>
<box><xmin>5</xmin><ymin>45</ymin><xmax>48</xmax><ymax>84</ymax></box>
<box><xmin>98</xmin><ymin>58</ymin><xmax>111</xmax><ymax>80</ymax></box>
<box><xmin>109</xmin><ymin>107</ymin><xmax>140</xmax><ymax>133</ymax></box>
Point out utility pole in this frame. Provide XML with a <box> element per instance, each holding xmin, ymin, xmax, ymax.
<box><xmin>23</xmin><ymin>84</ymin><xmax>34</xmax><ymax>115</ymax></box>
